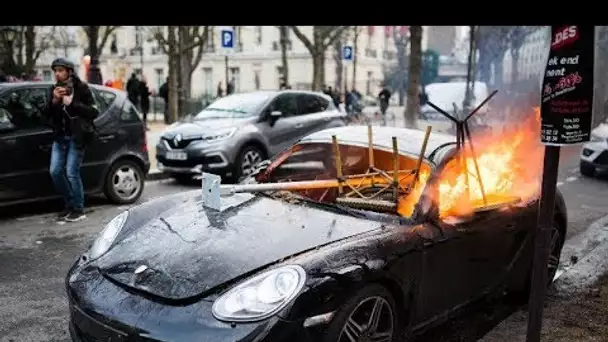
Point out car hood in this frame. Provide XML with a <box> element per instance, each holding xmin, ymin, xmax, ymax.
<box><xmin>94</xmin><ymin>193</ymin><xmax>384</xmax><ymax>300</ymax></box>
<box><xmin>162</xmin><ymin>118</ymin><xmax>251</xmax><ymax>139</ymax></box>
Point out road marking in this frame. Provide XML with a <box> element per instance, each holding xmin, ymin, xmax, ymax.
<box><xmin>566</xmin><ymin>176</ymin><xmax>578</xmax><ymax>182</ymax></box>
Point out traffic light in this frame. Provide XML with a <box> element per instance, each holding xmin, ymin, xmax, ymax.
<box><xmin>421</xmin><ymin>50</ymin><xmax>439</xmax><ymax>86</ymax></box>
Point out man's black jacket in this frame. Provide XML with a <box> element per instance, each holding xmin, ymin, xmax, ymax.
<box><xmin>42</xmin><ymin>76</ymin><xmax>99</xmax><ymax>148</ymax></box>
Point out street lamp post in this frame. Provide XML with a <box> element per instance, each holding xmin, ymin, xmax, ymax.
<box><xmin>1</xmin><ymin>26</ymin><xmax>18</xmax><ymax>76</ymax></box>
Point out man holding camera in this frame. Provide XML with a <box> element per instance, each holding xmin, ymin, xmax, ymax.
<box><xmin>43</xmin><ymin>58</ymin><xmax>99</xmax><ymax>222</ymax></box>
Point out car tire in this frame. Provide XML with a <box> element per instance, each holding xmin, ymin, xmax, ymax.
<box><xmin>580</xmin><ymin>161</ymin><xmax>595</xmax><ymax>177</ymax></box>
<box><xmin>323</xmin><ymin>284</ymin><xmax>400</xmax><ymax>342</ymax></box>
<box><xmin>517</xmin><ymin>213</ymin><xmax>566</xmax><ymax>299</ymax></box>
<box><xmin>103</xmin><ymin>159</ymin><xmax>145</xmax><ymax>204</ymax></box>
<box><xmin>233</xmin><ymin>145</ymin><xmax>266</xmax><ymax>183</ymax></box>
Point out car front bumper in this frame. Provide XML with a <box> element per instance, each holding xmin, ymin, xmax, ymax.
<box><xmin>580</xmin><ymin>140</ymin><xmax>608</xmax><ymax>171</ymax></box>
<box><xmin>66</xmin><ymin>263</ymin><xmax>323</xmax><ymax>342</ymax></box>
<box><xmin>156</xmin><ymin>138</ymin><xmax>236</xmax><ymax>176</ymax></box>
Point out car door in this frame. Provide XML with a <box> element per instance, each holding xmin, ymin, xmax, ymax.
<box><xmin>0</xmin><ymin>86</ymin><xmax>55</xmax><ymax>202</ymax></box>
<box><xmin>297</xmin><ymin>94</ymin><xmax>342</xmax><ymax>133</ymax></box>
<box><xmin>413</xmin><ymin>209</ymin><xmax>511</xmax><ymax>324</ymax></box>
<box><xmin>261</xmin><ymin>93</ymin><xmax>303</xmax><ymax>156</ymax></box>
<box><xmin>78</xmin><ymin>88</ymin><xmax>124</xmax><ymax>191</ymax></box>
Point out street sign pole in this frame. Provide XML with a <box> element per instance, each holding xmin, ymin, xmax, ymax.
<box><xmin>343</xmin><ymin>45</ymin><xmax>353</xmax><ymax>96</ymax></box>
<box><xmin>220</xmin><ymin>28</ymin><xmax>234</xmax><ymax>96</ymax></box>
<box><xmin>526</xmin><ymin>25</ymin><xmax>595</xmax><ymax>342</ymax></box>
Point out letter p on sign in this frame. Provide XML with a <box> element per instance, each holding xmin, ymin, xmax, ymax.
<box><xmin>221</xmin><ymin>29</ymin><xmax>234</xmax><ymax>49</ymax></box>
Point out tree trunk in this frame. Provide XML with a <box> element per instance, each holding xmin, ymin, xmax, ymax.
<box><xmin>477</xmin><ymin>50</ymin><xmax>492</xmax><ymax>84</ymax></box>
<box><xmin>593</xmin><ymin>26</ymin><xmax>608</xmax><ymax>127</ymax></box>
<box><xmin>333</xmin><ymin>40</ymin><xmax>343</xmax><ymax>90</ymax></box>
<box><xmin>493</xmin><ymin>59</ymin><xmax>504</xmax><ymax>88</ymax></box>
<box><xmin>312</xmin><ymin>52</ymin><xmax>325</xmax><ymax>91</ymax></box>
<box><xmin>279</xmin><ymin>26</ymin><xmax>289</xmax><ymax>86</ymax></box>
<box><xmin>177</xmin><ymin>26</ymin><xmax>187</xmax><ymax>118</ymax></box>
<box><xmin>24</xmin><ymin>26</ymin><xmax>36</xmax><ymax>74</ymax></box>
<box><xmin>405</xmin><ymin>26</ymin><xmax>423</xmax><ymax>129</ymax></box>
<box><xmin>167</xmin><ymin>26</ymin><xmax>180</xmax><ymax>124</ymax></box>
<box><xmin>352</xmin><ymin>31</ymin><xmax>358</xmax><ymax>90</ymax></box>
<box><xmin>87</xmin><ymin>27</ymin><xmax>103</xmax><ymax>85</ymax></box>
<box><xmin>511</xmin><ymin>49</ymin><xmax>520</xmax><ymax>85</ymax></box>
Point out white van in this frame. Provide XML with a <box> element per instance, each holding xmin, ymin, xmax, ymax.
<box><xmin>420</xmin><ymin>81</ymin><xmax>489</xmax><ymax>120</ymax></box>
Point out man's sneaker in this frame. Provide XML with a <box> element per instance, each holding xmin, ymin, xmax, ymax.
<box><xmin>65</xmin><ymin>210</ymin><xmax>86</xmax><ymax>222</ymax></box>
<box><xmin>56</xmin><ymin>208</ymin><xmax>72</xmax><ymax>221</ymax></box>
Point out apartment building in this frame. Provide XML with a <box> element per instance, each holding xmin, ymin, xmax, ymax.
<box><xmin>34</xmin><ymin>26</ymin><xmax>431</xmax><ymax>97</ymax></box>
<box><xmin>502</xmin><ymin>27</ymin><xmax>551</xmax><ymax>85</ymax></box>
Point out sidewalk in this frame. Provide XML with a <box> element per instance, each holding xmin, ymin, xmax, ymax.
<box><xmin>481</xmin><ymin>215</ymin><xmax>608</xmax><ymax>342</ymax></box>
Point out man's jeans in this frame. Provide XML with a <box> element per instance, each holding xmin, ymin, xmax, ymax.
<box><xmin>50</xmin><ymin>137</ymin><xmax>86</xmax><ymax>211</ymax></box>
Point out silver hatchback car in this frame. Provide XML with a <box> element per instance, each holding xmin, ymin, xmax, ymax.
<box><xmin>156</xmin><ymin>90</ymin><xmax>346</xmax><ymax>182</ymax></box>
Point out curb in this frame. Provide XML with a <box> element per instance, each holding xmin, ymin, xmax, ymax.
<box><xmin>145</xmin><ymin>169</ymin><xmax>172</xmax><ymax>181</ymax></box>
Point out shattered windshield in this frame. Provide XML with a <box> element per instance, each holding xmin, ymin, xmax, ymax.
<box><xmin>254</xmin><ymin>141</ymin><xmax>432</xmax><ymax>219</ymax></box>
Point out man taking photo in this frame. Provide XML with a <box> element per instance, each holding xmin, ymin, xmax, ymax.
<box><xmin>43</xmin><ymin>58</ymin><xmax>99</xmax><ymax>222</ymax></box>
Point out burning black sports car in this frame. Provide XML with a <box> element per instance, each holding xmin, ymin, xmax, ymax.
<box><xmin>66</xmin><ymin>125</ymin><xmax>567</xmax><ymax>342</ymax></box>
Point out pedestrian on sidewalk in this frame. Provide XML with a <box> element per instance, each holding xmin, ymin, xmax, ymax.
<box><xmin>139</xmin><ymin>77</ymin><xmax>151</xmax><ymax>130</ymax></box>
<box><xmin>159</xmin><ymin>77</ymin><xmax>169</xmax><ymax>124</ymax></box>
<box><xmin>126</xmin><ymin>73</ymin><xmax>140</xmax><ymax>107</ymax></box>
<box><xmin>43</xmin><ymin>58</ymin><xmax>99</xmax><ymax>222</ymax></box>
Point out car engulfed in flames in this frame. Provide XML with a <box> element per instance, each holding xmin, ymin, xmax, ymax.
<box><xmin>217</xmin><ymin>106</ymin><xmax>544</xmax><ymax>225</ymax></box>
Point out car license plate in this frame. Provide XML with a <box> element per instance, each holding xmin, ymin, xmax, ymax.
<box><xmin>166</xmin><ymin>151</ymin><xmax>187</xmax><ymax>160</ymax></box>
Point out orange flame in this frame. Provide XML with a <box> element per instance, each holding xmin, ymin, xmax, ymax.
<box><xmin>435</xmin><ymin>107</ymin><xmax>543</xmax><ymax>218</ymax></box>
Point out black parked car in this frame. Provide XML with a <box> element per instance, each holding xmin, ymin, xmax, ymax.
<box><xmin>0</xmin><ymin>82</ymin><xmax>149</xmax><ymax>206</ymax></box>
<box><xmin>67</xmin><ymin>126</ymin><xmax>567</xmax><ymax>341</ymax></box>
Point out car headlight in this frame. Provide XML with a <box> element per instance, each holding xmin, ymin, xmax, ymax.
<box><xmin>212</xmin><ymin>265</ymin><xmax>306</xmax><ymax>322</ymax></box>
<box><xmin>203</xmin><ymin>127</ymin><xmax>237</xmax><ymax>142</ymax></box>
<box><xmin>89</xmin><ymin>210</ymin><xmax>129</xmax><ymax>260</ymax></box>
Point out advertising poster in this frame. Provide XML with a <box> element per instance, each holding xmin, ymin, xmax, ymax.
<box><xmin>541</xmin><ymin>25</ymin><xmax>595</xmax><ymax>145</ymax></box>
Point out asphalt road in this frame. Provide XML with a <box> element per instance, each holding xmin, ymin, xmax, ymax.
<box><xmin>0</xmin><ymin>145</ymin><xmax>606</xmax><ymax>341</ymax></box>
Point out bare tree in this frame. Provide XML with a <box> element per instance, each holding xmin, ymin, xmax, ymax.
<box><xmin>152</xmin><ymin>26</ymin><xmax>210</xmax><ymax>122</ymax></box>
<box><xmin>392</xmin><ymin>26</ymin><xmax>410</xmax><ymax>105</ymax></box>
<box><xmin>7</xmin><ymin>26</ymin><xmax>56</xmax><ymax>75</ymax></box>
<box><xmin>509</xmin><ymin>26</ymin><xmax>541</xmax><ymax>84</ymax></box>
<box><xmin>475</xmin><ymin>26</ymin><xmax>512</xmax><ymax>87</ymax></box>
<box><xmin>405</xmin><ymin>26</ymin><xmax>423</xmax><ymax>129</ymax></box>
<box><xmin>82</xmin><ymin>26</ymin><xmax>120</xmax><ymax>84</ymax></box>
<box><xmin>332</xmin><ymin>32</ymin><xmax>346</xmax><ymax>90</ymax></box>
<box><xmin>351</xmin><ymin>26</ymin><xmax>363</xmax><ymax>90</ymax></box>
<box><xmin>277</xmin><ymin>26</ymin><xmax>290</xmax><ymax>86</ymax></box>
<box><xmin>51</xmin><ymin>27</ymin><xmax>74</xmax><ymax>57</ymax></box>
<box><xmin>290</xmin><ymin>26</ymin><xmax>350</xmax><ymax>90</ymax></box>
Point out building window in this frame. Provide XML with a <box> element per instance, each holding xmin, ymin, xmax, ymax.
<box><xmin>276</xmin><ymin>66</ymin><xmax>285</xmax><ymax>88</ymax></box>
<box><xmin>233</xmin><ymin>26</ymin><xmax>243</xmax><ymax>51</ymax></box>
<box><xmin>43</xmin><ymin>70</ymin><xmax>52</xmax><ymax>81</ymax></box>
<box><xmin>135</xmin><ymin>26</ymin><xmax>142</xmax><ymax>48</ymax></box>
<box><xmin>203</xmin><ymin>67</ymin><xmax>213</xmax><ymax>96</ymax></box>
<box><xmin>366</xmin><ymin>71</ymin><xmax>373</xmax><ymax>95</ymax></box>
<box><xmin>155</xmin><ymin>68</ymin><xmax>164</xmax><ymax>90</ymax></box>
<box><xmin>229</xmin><ymin>67</ymin><xmax>240</xmax><ymax>92</ymax></box>
<box><xmin>254</xmin><ymin>70</ymin><xmax>261</xmax><ymax>90</ymax></box>
<box><xmin>255</xmin><ymin>26</ymin><xmax>263</xmax><ymax>45</ymax></box>
<box><xmin>205</xmin><ymin>27</ymin><xmax>215</xmax><ymax>52</ymax></box>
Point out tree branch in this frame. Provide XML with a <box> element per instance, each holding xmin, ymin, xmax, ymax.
<box><xmin>322</xmin><ymin>26</ymin><xmax>350</xmax><ymax>49</ymax></box>
<box><xmin>190</xmin><ymin>26</ymin><xmax>209</xmax><ymax>70</ymax></box>
<box><xmin>98</xmin><ymin>26</ymin><xmax>119</xmax><ymax>53</ymax></box>
<box><xmin>290</xmin><ymin>26</ymin><xmax>314</xmax><ymax>53</ymax></box>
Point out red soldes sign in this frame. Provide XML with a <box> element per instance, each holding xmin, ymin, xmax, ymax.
<box><xmin>540</xmin><ymin>25</ymin><xmax>594</xmax><ymax>145</ymax></box>
<box><xmin>551</xmin><ymin>25</ymin><xmax>579</xmax><ymax>50</ymax></box>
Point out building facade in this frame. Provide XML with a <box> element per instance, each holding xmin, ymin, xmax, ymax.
<box><xmin>502</xmin><ymin>27</ymin><xmax>551</xmax><ymax>87</ymax></box>
<box><xmin>36</xmin><ymin>26</ymin><xmax>433</xmax><ymax>98</ymax></box>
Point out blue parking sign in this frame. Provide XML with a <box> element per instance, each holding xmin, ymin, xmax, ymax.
<box><xmin>221</xmin><ymin>29</ymin><xmax>234</xmax><ymax>49</ymax></box>
<box><xmin>343</xmin><ymin>46</ymin><xmax>353</xmax><ymax>61</ymax></box>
